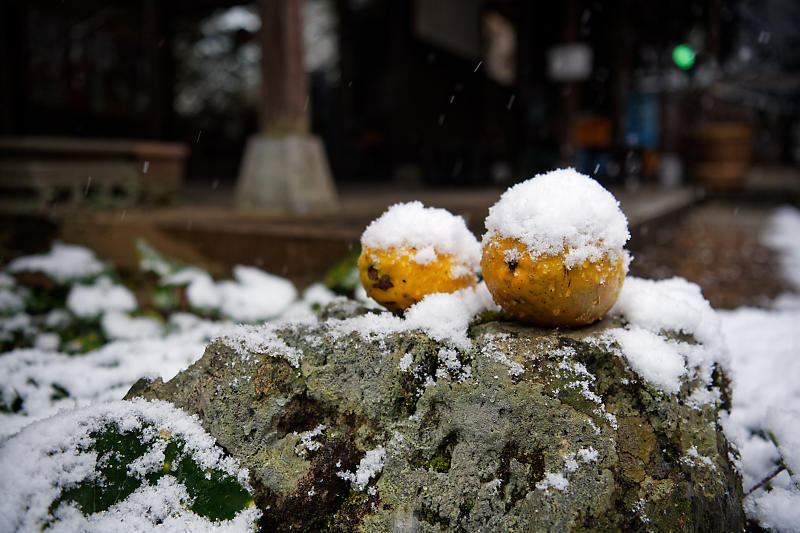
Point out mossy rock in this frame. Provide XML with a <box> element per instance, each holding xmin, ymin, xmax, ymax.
<box><xmin>128</xmin><ymin>301</ymin><xmax>745</xmax><ymax>532</ymax></box>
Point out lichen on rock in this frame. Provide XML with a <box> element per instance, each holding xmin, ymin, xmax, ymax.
<box><xmin>127</xmin><ymin>292</ymin><xmax>745</xmax><ymax>532</ymax></box>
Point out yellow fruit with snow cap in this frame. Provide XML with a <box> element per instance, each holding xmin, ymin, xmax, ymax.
<box><xmin>481</xmin><ymin>168</ymin><xmax>630</xmax><ymax>327</ymax></box>
<box><xmin>358</xmin><ymin>202</ymin><xmax>480</xmax><ymax>314</ymax></box>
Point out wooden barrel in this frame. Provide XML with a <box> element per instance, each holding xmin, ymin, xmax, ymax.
<box><xmin>689</xmin><ymin>123</ymin><xmax>753</xmax><ymax>190</ymax></box>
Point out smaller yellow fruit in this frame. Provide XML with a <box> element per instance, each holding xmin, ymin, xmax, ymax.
<box><xmin>481</xmin><ymin>237</ymin><xmax>626</xmax><ymax>327</ymax></box>
<box><xmin>358</xmin><ymin>246</ymin><xmax>477</xmax><ymax>314</ymax></box>
<box><xmin>358</xmin><ymin>201</ymin><xmax>481</xmax><ymax>313</ymax></box>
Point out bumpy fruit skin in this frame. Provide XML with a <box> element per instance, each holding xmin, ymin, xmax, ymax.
<box><xmin>481</xmin><ymin>237</ymin><xmax>626</xmax><ymax>327</ymax></box>
<box><xmin>358</xmin><ymin>246</ymin><xmax>477</xmax><ymax>313</ymax></box>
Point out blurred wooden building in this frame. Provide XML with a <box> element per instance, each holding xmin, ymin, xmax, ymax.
<box><xmin>1</xmin><ymin>0</ymin><xmax>797</xmax><ymax>203</ymax></box>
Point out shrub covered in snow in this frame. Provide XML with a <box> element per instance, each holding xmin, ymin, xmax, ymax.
<box><xmin>0</xmin><ymin>399</ymin><xmax>259</xmax><ymax>532</ymax></box>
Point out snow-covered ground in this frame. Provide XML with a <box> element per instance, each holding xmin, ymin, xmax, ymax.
<box><xmin>719</xmin><ymin>206</ymin><xmax>800</xmax><ymax>532</ymax></box>
<box><xmin>0</xmin><ymin>206</ymin><xmax>799</xmax><ymax>530</ymax></box>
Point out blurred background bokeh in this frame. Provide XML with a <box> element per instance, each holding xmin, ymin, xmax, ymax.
<box><xmin>1</xmin><ymin>0</ymin><xmax>799</xmax><ymax>306</ymax></box>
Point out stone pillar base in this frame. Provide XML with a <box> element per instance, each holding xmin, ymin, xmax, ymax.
<box><xmin>234</xmin><ymin>134</ymin><xmax>338</xmax><ymax>213</ymax></box>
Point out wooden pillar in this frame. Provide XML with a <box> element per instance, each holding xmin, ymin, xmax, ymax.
<box><xmin>235</xmin><ymin>0</ymin><xmax>338</xmax><ymax>213</ymax></box>
<box><xmin>258</xmin><ymin>0</ymin><xmax>309</xmax><ymax>135</ymax></box>
<box><xmin>559</xmin><ymin>0</ymin><xmax>581</xmax><ymax>162</ymax></box>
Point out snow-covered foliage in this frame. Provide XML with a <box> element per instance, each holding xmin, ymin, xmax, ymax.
<box><xmin>165</xmin><ymin>265</ymin><xmax>297</xmax><ymax>322</ymax></box>
<box><xmin>0</xmin><ymin>243</ymin><xmax>335</xmax><ymax>439</ymax></box>
<box><xmin>102</xmin><ymin>311</ymin><xmax>165</xmax><ymax>341</ymax></box>
<box><xmin>0</xmin><ymin>399</ymin><xmax>259</xmax><ymax>532</ymax></box>
<box><xmin>6</xmin><ymin>243</ymin><xmax>104</xmax><ymax>282</ymax></box>
<box><xmin>764</xmin><ymin>206</ymin><xmax>800</xmax><ymax>289</ymax></box>
<box><xmin>482</xmin><ymin>168</ymin><xmax>630</xmax><ymax>267</ymax></box>
<box><xmin>360</xmin><ymin>201</ymin><xmax>481</xmax><ymax>271</ymax></box>
<box><xmin>67</xmin><ymin>277</ymin><xmax>138</xmax><ymax>318</ymax></box>
<box><xmin>0</xmin><ymin>313</ymin><xmax>232</xmax><ymax>439</ymax></box>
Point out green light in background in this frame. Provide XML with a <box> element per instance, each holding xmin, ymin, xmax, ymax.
<box><xmin>672</xmin><ymin>44</ymin><xmax>695</xmax><ymax>70</ymax></box>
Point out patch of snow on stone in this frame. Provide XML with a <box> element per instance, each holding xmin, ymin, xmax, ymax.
<box><xmin>336</xmin><ymin>445</ymin><xmax>386</xmax><ymax>491</ymax></box>
<box><xmin>484</xmin><ymin>478</ymin><xmax>502</xmax><ymax>496</ymax></box>
<box><xmin>403</xmin><ymin>283</ymin><xmax>499</xmax><ymax>350</ymax></box>
<box><xmin>219</xmin><ymin>322</ymin><xmax>302</xmax><ymax>367</ymax></box>
<box><xmin>564</xmin><ymin>446</ymin><xmax>599</xmax><ymax>473</ymax></box>
<box><xmin>578</xmin><ymin>447</ymin><xmax>599</xmax><ymax>464</ymax></box>
<box><xmin>294</xmin><ymin>424</ymin><xmax>327</xmax><ymax>457</ymax></box>
<box><xmin>600</xmin><ymin>276</ymin><xmax>727</xmax><ymax>397</ymax></box>
<box><xmin>605</xmin><ymin>326</ymin><xmax>687</xmax><ymax>395</ymax></box>
<box><xmin>67</xmin><ymin>277</ymin><xmax>137</xmax><ymax>319</ymax></box>
<box><xmin>632</xmin><ymin>499</ymin><xmax>650</xmax><ymax>524</ymax></box>
<box><xmin>536</xmin><ymin>472</ymin><xmax>570</xmax><ymax>493</ymax></box>
<box><xmin>687</xmin><ymin>386</ymin><xmax>721</xmax><ymax>410</ymax></box>
<box><xmin>398</xmin><ymin>353</ymin><xmax>413</xmax><ymax>372</ymax></box>
<box><xmin>6</xmin><ymin>243</ymin><xmax>104</xmax><ymax>282</ymax></box>
<box><xmin>327</xmin><ymin>283</ymin><xmax>498</xmax><ymax>350</ymax></box>
<box><xmin>482</xmin><ymin>168</ymin><xmax>629</xmax><ymax>268</ymax></box>
<box><xmin>436</xmin><ymin>347</ymin><xmax>471</xmax><ymax>382</ymax></box>
<box><xmin>360</xmin><ymin>201</ymin><xmax>481</xmax><ymax>271</ymax></box>
<box><xmin>680</xmin><ymin>445</ymin><xmax>716</xmax><ymax>470</ymax></box>
<box><xmin>610</xmin><ymin>276</ymin><xmax>726</xmax><ymax>365</ymax></box>
<box><xmin>480</xmin><ymin>333</ymin><xmax>524</xmax><ymax>376</ymax></box>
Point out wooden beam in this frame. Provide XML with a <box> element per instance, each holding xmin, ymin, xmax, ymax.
<box><xmin>257</xmin><ymin>0</ymin><xmax>309</xmax><ymax>135</ymax></box>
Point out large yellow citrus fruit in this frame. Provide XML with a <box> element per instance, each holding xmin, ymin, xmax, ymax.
<box><xmin>481</xmin><ymin>237</ymin><xmax>626</xmax><ymax>326</ymax></box>
<box><xmin>358</xmin><ymin>246</ymin><xmax>477</xmax><ymax>314</ymax></box>
<box><xmin>480</xmin><ymin>168</ymin><xmax>631</xmax><ymax>327</ymax></box>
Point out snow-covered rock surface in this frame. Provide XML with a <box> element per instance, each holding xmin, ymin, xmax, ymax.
<box><xmin>128</xmin><ymin>291</ymin><xmax>743</xmax><ymax>531</ymax></box>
